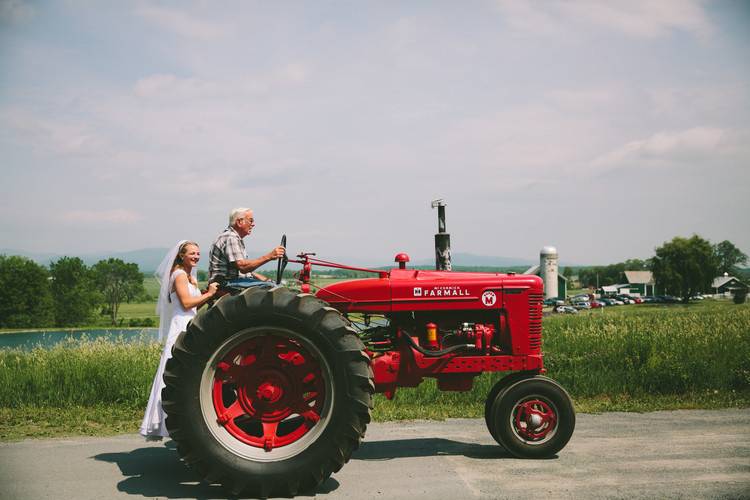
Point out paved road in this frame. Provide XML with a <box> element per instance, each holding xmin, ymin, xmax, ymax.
<box><xmin>1</xmin><ymin>409</ymin><xmax>748</xmax><ymax>499</ymax></box>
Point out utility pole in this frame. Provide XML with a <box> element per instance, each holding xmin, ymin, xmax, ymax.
<box><xmin>432</xmin><ymin>199</ymin><xmax>451</xmax><ymax>271</ymax></box>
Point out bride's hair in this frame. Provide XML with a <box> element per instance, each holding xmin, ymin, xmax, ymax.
<box><xmin>172</xmin><ymin>241</ymin><xmax>199</xmax><ymax>270</ymax></box>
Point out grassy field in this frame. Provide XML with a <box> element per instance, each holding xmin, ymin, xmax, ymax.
<box><xmin>0</xmin><ymin>299</ymin><xmax>747</xmax><ymax>440</ymax></box>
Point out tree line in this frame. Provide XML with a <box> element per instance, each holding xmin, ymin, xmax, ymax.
<box><xmin>569</xmin><ymin>237</ymin><xmax>747</xmax><ymax>303</ymax></box>
<box><xmin>0</xmin><ymin>255</ymin><xmax>145</xmax><ymax>328</ymax></box>
<box><xmin>0</xmin><ymin>235</ymin><xmax>746</xmax><ymax>328</ymax></box>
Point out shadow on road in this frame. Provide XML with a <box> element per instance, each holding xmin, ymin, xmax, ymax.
<box><xmin>353</xmin><ymin>437</ymin><xmax>512</xmax><ymax>461</ymax></box>
<box><xmin>92</xmin><ymin>443</ymin><xmax>339</xmax><ymax>499</ymax></box>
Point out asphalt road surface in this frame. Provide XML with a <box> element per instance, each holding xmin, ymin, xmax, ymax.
<box><xmin>1</xmin><ymin>409</ymin><xmax>748</xmax><ymax>499</ymax></box>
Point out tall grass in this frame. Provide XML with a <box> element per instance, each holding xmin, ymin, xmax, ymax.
<box><xmin>1</xmin><ymin>303</ymin><xmax>748</xmax><ymax>410</ymax></box>
<box><xmin>543</xmin><ymin>305</ymin><xmax>750</xmax><ymax>395</ymax></box>
<box><xmin>0</xmin><ymin>337</ymin><xmax>160</xmax><ymax>407</ymax></box>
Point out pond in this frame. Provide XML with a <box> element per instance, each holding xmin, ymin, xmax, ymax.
<box><xmin>0</xmin><ymin>328</ymin><xmax>159</xmax><ymax>350</ymax></box>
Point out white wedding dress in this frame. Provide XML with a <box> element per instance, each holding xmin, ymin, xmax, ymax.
<box><xmin>140</xmin><ymin>269</ymin><xmax>200</xmax><ymax>439</ymax></box>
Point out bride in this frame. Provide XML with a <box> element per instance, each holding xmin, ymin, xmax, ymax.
<box><xmin>140</xmin><ymin>240</ymin><xmax>218</xmax><ymax>440</ymax></box>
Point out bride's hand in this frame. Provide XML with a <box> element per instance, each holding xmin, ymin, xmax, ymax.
<box><xmin>207</xmin><ymin>282</ymin><xmax>219</xmax><ymax>296</ymax></box>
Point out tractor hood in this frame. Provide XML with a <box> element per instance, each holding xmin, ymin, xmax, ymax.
<box><xmin>315</xmin><ymin>268</ymin><xmax>542</xmax><ymax>313</ymax></box>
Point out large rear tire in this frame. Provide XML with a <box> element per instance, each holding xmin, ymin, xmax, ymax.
<box><xmin>162</xmin><ymin>287</ymin><xmax>374</xmax><ymax>497</ymax></box>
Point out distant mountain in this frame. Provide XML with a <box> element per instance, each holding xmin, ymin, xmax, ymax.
<box><xmin>410</xmin><ymin>252</ymin><xmax>536</xmax><ymax>267</ymax></box>
<box><xmin>0</xmin><ymin>248</ymin><xmax>171</xmax><ymax>274</ymax></box>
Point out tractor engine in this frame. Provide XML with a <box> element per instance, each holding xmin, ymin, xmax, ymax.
<box><xmin>315</xmin><ymin>261</ymin><xmax>545</xmax><ymax>397</ymax></box>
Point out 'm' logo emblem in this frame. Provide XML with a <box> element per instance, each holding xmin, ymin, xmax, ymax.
<box><xmin>413</xmin><ymin>287</ymin><xmax>422</xmax><ymax>297</ymax></box>
<box><xmin>481</xmin><ymin>291</ymin><xmax>497</xmax><ymax>307</ymax></box>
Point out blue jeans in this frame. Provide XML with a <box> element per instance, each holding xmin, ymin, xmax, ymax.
<box><xmin>225</xmin><ymin>277</ymin><xmax>274</xmax><ymax>289</ymax></box>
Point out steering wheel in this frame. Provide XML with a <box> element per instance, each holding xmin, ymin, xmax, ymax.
<box><xmin>276</xmin><ymin>234</ymin><xmax>288</xmax><ymax>285</ymax></box>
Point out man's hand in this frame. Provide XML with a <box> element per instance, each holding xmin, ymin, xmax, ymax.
<box><xmin>267</xmin><ymin>246</ymin><xmax>285</xmax><ymax>261</ymax></box>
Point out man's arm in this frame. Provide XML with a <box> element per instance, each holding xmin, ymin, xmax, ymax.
<box><xmin>233</xmin><ymin>246</ymin><xmax>285</xmax><ymax>276</ymax></box>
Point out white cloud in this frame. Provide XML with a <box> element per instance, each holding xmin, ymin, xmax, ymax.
<box><xmin>544</xmin><ymin>88</ymin><xmax>619</xmax><ymax>111</ymax></box>
<box><xmin>0</xmin><ymin>0</ymin><xmax>35</xmax><ymax>24</ymax></box>
<box><xmin>494</xmin><ymin>0</ymin><xmax>712</xmax><ymax>39</ymax></box>
<box><xmin>591</xmin><ymin>127</ymin><xmax>738</xmax><ymax>169</ymax></box>
<box><xmin>133</xmin><ymin>67</ymin><xmax>309</xmax><ymax>100</ymax></box>
<box><xmin>133</xmin><ymin>74</ymin><xmax>227</xmax><ymax>99</ymax></box>
<box><xmin>135</xmin><ymin>4</ymin><xmax>228</xmax><ymax>40</ymax></box>
<box><xmin>59</xmin><ymin>209</ymin><xmax>142</xmax><ymax>224</ymax></box>
<box><xmin>1</xmin><ymin>108</ymin><xmax>108</xmax><ymax>157</ymax></box>
<box><xmin>566</xmin><ymin>0</ymin><xmax>712</xmax><ymax>39</ymax></box>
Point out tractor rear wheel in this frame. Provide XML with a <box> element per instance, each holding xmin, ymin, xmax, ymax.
<box><xmin>487</xmin><ymin>375</ymin><xmax>575</xmax><ymax>459</ymax></box>
<box><xmin>162</xmin><ymin>287</ymin><xmax>374</xmax><ymax>497</ymax></box>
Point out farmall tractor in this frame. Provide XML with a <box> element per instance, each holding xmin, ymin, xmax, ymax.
<box><xmin>162</xmin><ymin>232</ymin><xmax>576</xmax><ymax>497</ymax></box>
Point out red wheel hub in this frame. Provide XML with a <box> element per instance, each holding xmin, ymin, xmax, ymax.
<box><xmin>257</xmin><ymin>380</ymin><xmax>283</xmax><ymax>403</ymax></box>
<box><xmin>513</xmin><ymin>398</ymin><xmax>557</xmax><ymax>441</ymax></box>
<box><xmin>212</xmin><ymin>334</ymin><xmax>326</xmax><ymax>452</ymax></box>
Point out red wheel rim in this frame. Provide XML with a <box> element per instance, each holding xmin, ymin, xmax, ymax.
<box><xmin>511</xmin><ymin>397</ymin><xmax>558</xmax><ymax>443</ymax></box>
<box><xmin>210</xmin><ymin>333</ymin><xmax>327</xmax><ymax>452</ymax></box>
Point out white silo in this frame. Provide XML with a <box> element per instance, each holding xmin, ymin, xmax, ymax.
<box><xmin>540</xmin><ymin>246</ymin><xmax>559</xmax><ymax>299</ymax></box>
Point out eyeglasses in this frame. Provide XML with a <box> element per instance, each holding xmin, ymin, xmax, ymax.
<box><xmin>242</xmin><ymin>218</ymin><xmax>255</xmax><ymax>225</ymax></box>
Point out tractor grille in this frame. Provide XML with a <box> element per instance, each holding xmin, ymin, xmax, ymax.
<box><xmin>528</xmin><ymin>293</ymin><xmax>543</xmax><ymax>351</ymax></box>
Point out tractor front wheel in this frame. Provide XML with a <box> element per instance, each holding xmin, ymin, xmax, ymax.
<box><xmin>487</xmin><ymin>375</ymin><xmax>575</xmax><ymax>459</ymax></box>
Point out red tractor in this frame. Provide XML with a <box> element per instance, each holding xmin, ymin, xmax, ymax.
<box><xmin>162</xmin><ymin>241</ymin><xmax>575</xmax><ymax>497</ymax></box>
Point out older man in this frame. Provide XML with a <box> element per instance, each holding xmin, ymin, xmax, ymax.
<box><xmin>208</xmin><ymin>207</ymin><xmax>285</xmax><ymax>286</ymax></box>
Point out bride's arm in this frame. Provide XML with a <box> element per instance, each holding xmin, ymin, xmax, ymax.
<box><xmin>173</xmin><ymin>272</ymin><xmax>218</xmax><ymax>309</ymax></box>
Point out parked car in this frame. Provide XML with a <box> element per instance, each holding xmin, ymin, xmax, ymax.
<box><xmin>615</xmin><ymin>295</ymin><xmax>633</xmax><ymax>304</ymax></box>
<box><xmin>589</xmin><ymin>300</ymin><xmax>603</xmax><ymax>308</ymax></box>
<box><xmin>544</xmin><ymin>298</ymin><xmax>565</xmax><ymax>307</ymax></box>
<box><xmin>598</xmin><ymin>297</ymin><xmax>614</xmax><ymax>306</ymax></box>
<box><xmin>572</xmin><ymin>301</ymin><xmax>591</xmax><ymax>310</ymax></box>
<box><xmin>555</xmin><ymin>305</ymin><xmax>578</xmax><ymax>314</ymax></box>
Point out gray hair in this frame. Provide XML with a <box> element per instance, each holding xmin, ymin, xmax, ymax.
<box><xmin>229</xmin><ymin>207</ymin><xmax>252</xmax><ymax>226</ymax></box>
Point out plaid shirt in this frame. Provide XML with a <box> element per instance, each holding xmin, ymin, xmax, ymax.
<box><xmin>209</xmin><ymin>227</ymin><xmax>248</xmax><ymax>281</ymax></box>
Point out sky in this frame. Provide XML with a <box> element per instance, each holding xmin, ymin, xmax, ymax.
<box><xmin>1</xmin><ymin>0</ymin><xmax>749</xmax><ymax>267</ymax></box>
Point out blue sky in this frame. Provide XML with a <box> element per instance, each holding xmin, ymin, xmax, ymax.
<box><xmin>1</xmin><ymin>0</ymin><xmax>748</xmax><ymax>266</ymax></box>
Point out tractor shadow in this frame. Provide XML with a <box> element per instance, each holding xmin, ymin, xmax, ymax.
<box><xmin>353</xmin><ymin>437</ymin><xmax>512</xmax><ymax>461</ymax></box>
<box><xmin>92</xmin><ymin>441</ymin><xmax>340</xmax><ymax>499</ymax></box>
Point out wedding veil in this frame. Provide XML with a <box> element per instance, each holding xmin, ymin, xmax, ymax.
<box><xmin>155</xmin><ymin>240</ymin><xmax>197</xmax><ymax>343</ymax></box>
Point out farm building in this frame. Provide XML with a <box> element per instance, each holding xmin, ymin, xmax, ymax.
<box><xmin>624</xmin><ymin>270</ymin><xmax>656</xmax><ymax>296</ymax></box>
<box><xmin>711</xmin><ymin>276</ymin><xmax>749</xmax><ymax>296</ymax></box>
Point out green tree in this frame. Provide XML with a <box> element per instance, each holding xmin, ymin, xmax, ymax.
<box><xmin>651</xmin><ymin>235</ymin><xmax>718</xmax><ymax>303</ymax></box>
<box><xmin>92</xmin><ymin>258</ymin><xmax>145</xmax><ymax>325</ymax></box>
<box><xmin>0</xmin><ymin>255</ymin><xmax>54</xmax><ymax>328</ymax></box>
<box><xmin>714</xmin><ymin>240</ymin><xmax>748</xmax><ymax>275</ymax></box>
<box><xmin>622</xmin><ymin>258</ymin><xmax>648</xmax><ymax>271</ymax></box>
<box><xmin>49</xmin><ymin>257</ymin><xmax>101</xmax><ymax>327</ymax></box>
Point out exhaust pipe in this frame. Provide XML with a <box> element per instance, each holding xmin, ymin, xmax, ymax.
<box><xmin>432</xmin><ymin>199</ymin><xmax>452</xmax><ymax>271</ymax></box>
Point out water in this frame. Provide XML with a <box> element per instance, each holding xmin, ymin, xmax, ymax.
<box><xmin>0</xmin><ymin>328</ymin><xmax>159</xmax><ymax>350</ymax></box>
